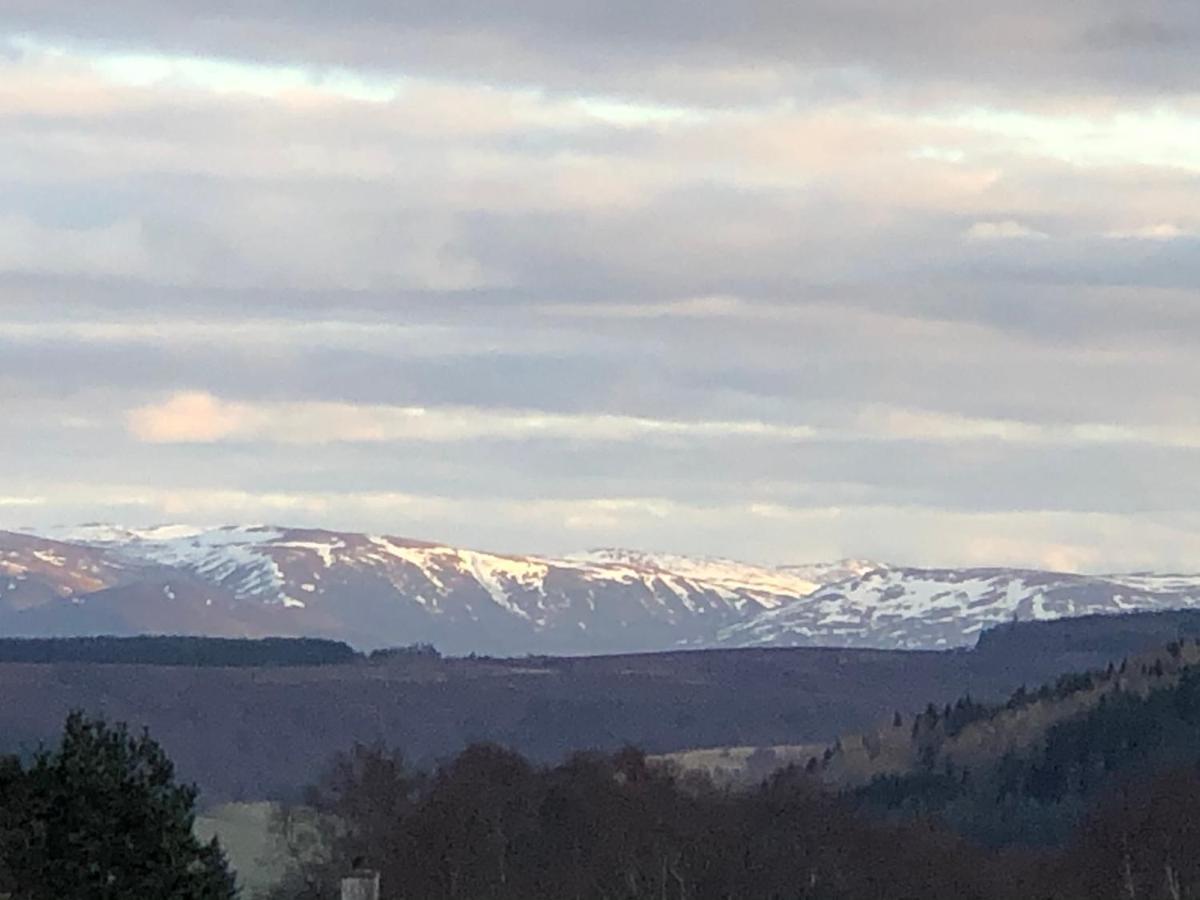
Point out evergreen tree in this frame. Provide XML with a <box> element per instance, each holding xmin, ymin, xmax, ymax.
<box><xmin>0</xmin><ymin>712</ymin><xmax>237</xmax><ymax>900</ymax></box>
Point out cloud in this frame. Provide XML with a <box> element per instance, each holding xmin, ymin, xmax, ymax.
<box><xmin>537</xmin><ymin>295</ymin><xmax>749</xmax><ymax>320</ymax></box>
<box><xmin>859</xmin><ymin>408</ymin><xmax>1200</xmax><ymax>449</ymax></box>
<box><xmin>1105</xmin><ymin>224</ymin><xmax>1196</xmax><ymax>241</ymax></box>
<box><xmin>0</xmin><ymin>496</ymin><xmax>45</xmax><ymax>507</ymax></box>
<box><xmin>127</xmin><ymin>391</ymin><xmax>250</xmax><ymax>442</ymax></box>
<box><xmin>10</xmin><ymin>478</ymin><xmax>1200</xmax><ymax>572</ymax></box>
<box><xmin>9</xmin><ymin>2</ymin><xmax>1200</xmax><ymax>104</ymax></box>
<box><xmin>6</xmin><ymin>6</ymin><xmax>1200</xmax><ymax>571</ymax></box>
<box><xmin>964</xmin><ymin>220</ymin><xmax>1049</xmax><ymax>241</ymax></box>
<box><xmin>125</xmin><ymin>392</ymin><xmax>821</xmax><ymax>445</ymax></box>
<box><xmin>864</xmin><ymin>408</ymin><xmax>1044</xmax><ymax>442</ymax></box>
<box><xmin>959</xmin><ymin>536</ymin><xmax>1103</xmax><ymax>574</ymax></box>
<box><xmin>0</xmin><ymin>214</ymin><xmax>166</xmax><ymax>281</ymax></box>
<box><xmin>123</xmin><ymin>392</ymin><xmax>1200</xmax><ymax>454</ymax></box>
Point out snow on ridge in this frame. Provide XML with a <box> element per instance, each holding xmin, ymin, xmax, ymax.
<box><xmin>777</xmin><ymin>558</ymin><xmax>887</xmax><ymax>585</ymax></box>
<box><xmin>368</xmin><ymin>537</ymin><xmax>453</xmax><ymax>590</ymax></box>
<box><xmin>34</xmin><ymin>523</ymin><xmax>213</xmax><ymax>545</ymax></box>
<box><xmin>718</xmin><ymin>565</ymin><xmax>1200</xmax><ymax>650</ymax></box>
<box><xmin>368</xmin><ymin>537</ymin><xmax>560</xmax><ymax>616</ymax></box>
<box><xmin>49</xmin><ymin>525</ymin><xmax>348</xmax><ymax>602</ymax></box>
<box><xmin>84</xmin><ymin>525</ymin><xmax>291</xmax><ymax>603</ymax></box>
<box><xmin>455</xmin><ymin>549</ymin><xmax>548</xmax><ymax>620</ymax></box>
<box><xmin>1104</xmin><ymin>573</ymin><xmax>1200</xmax><ymax>593</ymax></box>
<box><xmin>20</xmin><ymin>524</ymin><xmax>1200</xmax><ymax>652</ymax></box>
<box><xmin>273</xmin><ymin>539</ymin><xmax>342</xmax><ymax>568</ymax></box>
<box><xmin>569</xmin><ymin>548</ymin><xmax>832</xmax><ymax>603</ymax></box>
<box><xmin>24</xmin><ymin>528</ymin><xmax>848</xmax><ymax>613</ymax></box>
<box><xmin>31</xmin><ymin>550</ymin><xmax>66</xmax><ymax>567</ymax></box>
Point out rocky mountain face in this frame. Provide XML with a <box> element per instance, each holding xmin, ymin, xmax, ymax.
<box><xmin>4</xmin><ymin>525</ymin><xmax>1200</xmax><ymax>654</ymax></box>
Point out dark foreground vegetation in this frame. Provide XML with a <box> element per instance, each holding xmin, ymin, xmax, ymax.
<box><xmin>11</xmin><ymin>629</ymin><xmax>1200</xmax><ymax>898</ymax></box>
<box><xmin>268</xmin><ymin>738</ymin><xmax>1200</xmax><ymax>900</ymax></box>
<box><xmin>262</xmin><ymin>636</ymin><xmax>1200</xmax><ymax>900</ymax></box>
<box><xmin>0</xmin><ymin>713</ymin><xmax>235</xmax><ymax>899</ymax></box>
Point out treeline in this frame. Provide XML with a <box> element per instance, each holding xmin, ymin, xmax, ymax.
<box><xmin>975</xmin><ymin>608</ymin><xmax>1200</xmax><ymax>657</ymax></box>
<box><xmin>268</xmin><ymin>740</ymin><xmax>1200</xmax><ymax>900</ymax></box>
<box><xmin>0</xmin><ymin>635</ymin><xmax>358</xmax><ymax>667</ymax></box>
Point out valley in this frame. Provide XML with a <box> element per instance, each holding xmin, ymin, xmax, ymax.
<box><xmin>0</xmin><ymin>610</ymin><xmax>1195</xmax><ymax>802</ymax></box>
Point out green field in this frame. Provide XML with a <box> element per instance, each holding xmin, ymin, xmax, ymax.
<box><xmin>195</xmin><ymin>802</ymin><xmax>285</xmax><ymax>898</ymax></box>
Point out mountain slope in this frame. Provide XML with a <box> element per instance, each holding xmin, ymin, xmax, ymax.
<box><xmin>719</xmin><ymin>565</ymin><xmax>1200</xmax><ymax>650</ymax></box>
<box><xmin>818</xmin><ymin>638</ymin><xmax>1200</xmax><ymax>847</ymax></box>
<box><xmin>7</xmin><ymin>525</ymin><xmax>1200</xmax><ymax>654</ymax></box>
<box><xmin>7</xmin><ymin>527</ymin><xmax>839</xmax><ymax>653</ymax></box>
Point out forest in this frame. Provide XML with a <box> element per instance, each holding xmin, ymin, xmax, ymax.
<box><xmin>263</xmin><ymin>739</ymin><xmax>1200</xmax><ymax>900</ymax></box>
<box><xmin>0</xmin><ymin>635</ymin><xmax>358</xmax><ymax>667</ymax></box>
<box><xmin>847</xmin><ymin>641</ymin><xmax>1200</xmax><ymax>847</ymax></box>
<box><xmin>258</xmin><ymin>639</ymin><xmax>1200</xmax><ymax>900</ymax></box>
<box><xmin>0</xmin><ymin>614</ymin><xmax>1190</xmax><ymax>806</ymax></box>
<box><xmin>8</xmin><ymin>638</ymin><xmax>1200</xmax><ymax>897</ymax></box>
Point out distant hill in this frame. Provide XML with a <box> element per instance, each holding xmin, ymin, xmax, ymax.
<box><xmin>975</xmin><ymin>607</ymin><xmax>1200</xmax><ymax>656</ymax></box>
<box><xmin>809</xmin><ymin>633</ymin><xmax>1200</xmax><ymax>845</ymax></box>
<box><xmin>8</xmin><ymin>525</ymin><xmax>1200</xmax><ymax>655</ymax></box>
<box><xmin>0</xmin><ymin>609</ymin><xmax>1196</xmax><ymax>802</ymax></box>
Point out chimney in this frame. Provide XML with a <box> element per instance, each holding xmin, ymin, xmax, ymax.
<box><xmin>341</xmin><ymin>868</ymin><xmax>380</xmax><ymax>900</ymax></box>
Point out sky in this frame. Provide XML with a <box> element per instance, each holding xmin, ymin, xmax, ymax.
<box><xmin>3</xmin><ymin>2</ymin><xmax>1200</xmax><ymax>571</ymax></box>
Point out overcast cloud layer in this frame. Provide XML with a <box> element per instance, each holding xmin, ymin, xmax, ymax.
<box><xmin>4</xmin><ymin>3</ymin><xmax>1200</xmax><ymax>571</ymax></box>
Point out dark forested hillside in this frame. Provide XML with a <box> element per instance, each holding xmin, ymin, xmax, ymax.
<box><xmin>267</xmin><ymin>739</ymin><xmax>1200</xmax><ymax>900</ymax></box>
<box><xmin>975</xmin><ymin>608</ymin><xmax>1200</xmax><ymax>659</ymax></box>
<box><xmin>0</xmin><ymin>646</ymin><xmax>981</xmax><ymax>802</ymax></box>
<box><xmin>824</xmin><ymin>637</ymin><xmax>1200</xmax><ymax>847</ymax></box>
<box><xmin>258</xmin><ymin>636</ymin><xmax>1200</xmax><ymax>899</ymax></box>
<box><xmin>0</xmin><ymin>609</ymin><xmax>1190</xmax><ymax>802</ymax></box>
<box><xmin>0</xmin><ymin>619</ymin><xmax>1171</xmax><ymax>801</ymax></box>
<box><xmin>0</xmin><ymin>635</ymin><xmax>357</xmax><ymax>667</ymax></box>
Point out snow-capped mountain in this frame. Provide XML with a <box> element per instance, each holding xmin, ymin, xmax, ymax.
<box><xmin>5</xmin><ymin>525</ymin><xmax>1200</xmax><ymax>654</ymax></box>
<box><xmin>2</xmin><ymin>526</ymin><xmax>848</xmax><ymax>654</ymax></box>
<box><xmin>0</xmin><ymin>530</ymin><xmax>130</xmax><ymax>605</ymax></box>
<box><xmin>719</xmin><ymin>566</ymin><xmax>1200</xmax><ymax>650</ymax></box>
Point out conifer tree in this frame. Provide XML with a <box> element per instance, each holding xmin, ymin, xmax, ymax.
<box><xmin>0</xmin><ymin>712</ymin><xmax>237</xmax><ymax>900</ymax></box>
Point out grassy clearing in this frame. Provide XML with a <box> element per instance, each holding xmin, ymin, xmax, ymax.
<box><xmin>196</xmin><ymin>802</ymin><xmax>285</xmax><ymax>898</ymax></box>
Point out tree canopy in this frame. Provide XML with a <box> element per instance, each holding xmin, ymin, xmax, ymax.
<box><xmin>0</xmin><ymin>712</ymin><xmax>237</xmax><ymax>900</ymax></box>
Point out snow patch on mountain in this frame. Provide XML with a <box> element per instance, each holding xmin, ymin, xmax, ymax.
<box><xmin>11</xmin><ymin>524</ymin><xmax>1200</xmax><ymax>654</ymax></box>
<box><xmin>571</xmin><ymin>548</ymin><xmax>855</xmax><ymax>606</ymax></box>
<box><xmin>719</xmin><ymin>566</ymin><xmax>1200</xmax><ymax>650</ymax></box>
<box><xmin>87</xmin><ymin>525</ymin><xmax>294</xmax><ymax>604</ymax></box>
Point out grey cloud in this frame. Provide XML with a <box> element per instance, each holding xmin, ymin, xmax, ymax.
<box><xmin>5</xmin><ymin>4</ymin><xmax>1200</xmax><ymax>567</ymax></box>
<box><xmin>0</xmin><ymin>339</ymin><xmax>629</xmax><ymax>411</ymax></box>
<box><xmin>6</xmin><ymin>1</ymin><xmax>1200</xmax><ymax>101</ymax></box>
<box><xmin>8</xmin><ymin>273</ymin><xmax>1200</xmax><ymax>432</ymax></box>
<box><xmin>15</xmin><ymin>412</ymin><xmax>1200</xmax><ymax>524</ymax></box>
<box><xmin>6</xmin><ymin>72</ymin><xmax>1200</xmax><ymax>329</ymax></box>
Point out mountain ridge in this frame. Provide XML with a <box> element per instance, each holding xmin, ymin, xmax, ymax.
<box><xmin>5</xmin><ymin>524</ymin><xmax>1200</xmax><ymax>654</ymax></box>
